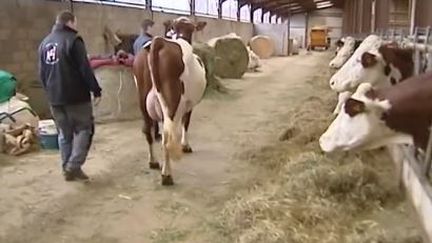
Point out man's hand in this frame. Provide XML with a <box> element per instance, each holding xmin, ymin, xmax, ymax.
<box><xmin>93</xmin><ymin>96</ymin><xmax>101</xmax><ymax>106</ymax></box>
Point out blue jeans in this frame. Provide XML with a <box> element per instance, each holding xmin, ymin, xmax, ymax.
<box><xmin>50</xmin><ymin>102</ymin><xmax>94</xmax><ymax>171</ymax></box>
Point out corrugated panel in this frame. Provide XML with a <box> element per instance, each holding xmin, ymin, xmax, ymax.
<box><xmin>415</xmin><ymin>0</ymin><xmax>432</xmax><ymax>27</ymax></box>
<box><xmin>376</xmin><ymin>0</ymin><xmax>390</xmax><ymax>30</ymax></box>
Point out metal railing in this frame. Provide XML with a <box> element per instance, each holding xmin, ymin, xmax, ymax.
<box><xmin>377</xmin><ymin>26</ymin><xmax>432</xmax><ymax>178</ymax></box>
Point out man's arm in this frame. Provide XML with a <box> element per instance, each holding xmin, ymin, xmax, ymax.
<box><xmin>71</xmin><ymin>37</ymin><xmax>102</xmax><ymax>97</ymax></box>
<box><xmin>38</xmin><ymin>44</ymin><xmax>46</xmax><ymax>89</ymax></box>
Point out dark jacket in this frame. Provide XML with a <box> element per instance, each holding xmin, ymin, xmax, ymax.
<box><xmin>133</xmin><ymin>33</ymin><xmax>152</xmax><ymax>55</ymax></box>
<box><xmin>38</xmin><ymin>24</ymin><xmax>101</xmax><ymax>106</ymax></box>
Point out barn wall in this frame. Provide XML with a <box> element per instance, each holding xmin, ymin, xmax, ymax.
<box><xmin>415</xmin><ymin>0</ymin><xmax>432</xmax><ymax>27</ymax></box>
<box><xmin>289</xmin><ymin>13</ymin><xmax>307</xmax><ymax>48</ymax></box>
<box><xmin>342</xmin><ymin>0</ymin><xmax>374</xmax><ymax>35</ymax></box>
<box><xmin>308</xmin><ymin>8</ymin><xmax>343</xmax><ymax>43</ymax></box>
<box><xmin>0</xmin><ymin>0</ymin><xmax>254</xmax><ymax>85</ymax></box>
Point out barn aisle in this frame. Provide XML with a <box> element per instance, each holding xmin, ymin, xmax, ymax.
<box><xmin>0</xmin><ymin>52</ymin><xmax>330</xmax><ymax>242</ymax></box>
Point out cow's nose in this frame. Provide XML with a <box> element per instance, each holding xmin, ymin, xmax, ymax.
<box><xmin>330</xmin><ymin>81</ymin><xmax>335</xmax><ymax>86</ymax></box>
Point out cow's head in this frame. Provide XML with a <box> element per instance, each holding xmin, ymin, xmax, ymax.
<box><xmin>164</xmin><ymin>17</ymin><xmax>207</xmax><ymax>43</ymax></box>
<box><xmin>329</xmin><ymin>36</ymin><xmax>356</xmax><ymax>69</ymax></box>
<box><xmin>329</xmin><ymin>35</ymin><xmax>383</xmax><ymax>92</ymax></box>
<box><xmin>320</xmin><ymin>83</ymin><xmax>413</xmax><ymax>153</ymax></box>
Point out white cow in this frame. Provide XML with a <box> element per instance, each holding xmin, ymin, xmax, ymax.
<box><xmin>319</xmin><ymin>83</ymin><xmax>414</xmax><ymax>153</ymax></box>
<box><xmin>329</xmin><ymin>36</ymin><xmax>357</xmax><ymax>69</ymax></box>
<box><xmin>329</xmin><ymin>35</ymin><xmax>383</xmax><ymax>92</ymax></box>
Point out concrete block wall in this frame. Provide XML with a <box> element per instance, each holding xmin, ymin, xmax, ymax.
<box><xmin>0</xmin><ymin>0</ymin><xmax>254</xmax><ymax>86</ymax></box>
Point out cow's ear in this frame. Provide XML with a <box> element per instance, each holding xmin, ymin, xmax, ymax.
<box><xmin>344</xmin><ymin>98</ymin><xmax>366</xmax><ymax>117</ymax></box>
<box><xmin>195</xmin><ymin>21</ymin><xmax>207</xmax><ymax>31</ymax></box>
<box><xmin>361</xmin><ymin>52</ymin><xmax>377</xmax><ymax>68</ymax></box>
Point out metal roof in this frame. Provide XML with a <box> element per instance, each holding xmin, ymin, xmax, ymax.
<box><xmin>238</xmin><ymin>0</ymin><xmax>345</xmax><ymax>17</ymax></box>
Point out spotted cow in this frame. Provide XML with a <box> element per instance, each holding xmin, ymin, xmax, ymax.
<box><xmin>320</xmin><ymin>71</ymin><xmax>432</xmax><ymax>153</ymax></box>
<box><xmin>330</xmin><ymin>36</ymin><xmax>362</xmax><ymax>69</ymax></box>
<box><xmin>133</xmin><ymin>17</ymin><xmax>207</xmax><ymax>185</ymax></box>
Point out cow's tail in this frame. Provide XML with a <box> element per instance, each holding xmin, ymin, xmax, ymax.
<box><xmin>163</xmin><ymin>118</ymin><xmax>183</xmax><ymax>161</ymax></box>
<box><xmin>149</xmin><ymin>37</ymin><xmax>183</xmax><ymax>161</ymax></box>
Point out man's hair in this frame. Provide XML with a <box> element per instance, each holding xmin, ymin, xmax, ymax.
<box><xmin>141</xmin><ymin>19</ymin><xmax>154</xmax><ymax>31</ymax></box>
<box><xmin>56</xmin><ymin>11</ymin><xmax>76</xmax><ymax>25</ymax></box>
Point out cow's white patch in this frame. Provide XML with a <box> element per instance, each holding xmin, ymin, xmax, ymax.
<box><xmin>320</xmin><ymin>83</ymin><xmax>412</xmax><ymax>153</ymax></box>
<box><xmin>329</xmin><ymin>35</ymin><xmax>383</xmax><ymax>92</ymax></box>
<box><xmin>329</xmin><ymin>36</ymin><xmax>356</xmax><ymax>69</ymax></box>
<box><xmin>333</xmin><ymin>91</ymin><xmax>352</xmax><ymax>114</ymax></box>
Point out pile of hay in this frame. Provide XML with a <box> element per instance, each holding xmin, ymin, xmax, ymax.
<box><xmin>193</xmin><ymin>43</ymin><xmax>227</xmax><ymax>93</ymax></box>
<box><xmin>208</xmin><ymin>35</ymin><xmax>249</xmax><ymax>79</ymax></box>
<box><xmin>209</xmin><ymin>65</ymin><xmax>423</xmax><ymax>243</ymax></box>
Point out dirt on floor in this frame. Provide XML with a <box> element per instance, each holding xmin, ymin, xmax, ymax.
<box><xmin>0</xmin><ymin>52</ymin><xmax>424</xmax><ymax>243</ymax></box>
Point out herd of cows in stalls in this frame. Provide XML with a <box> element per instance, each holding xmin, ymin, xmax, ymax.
<box><xmin>134</xmin><ymin>16</ymin><xmax>432</xmax><ymax>185</ymax></box>
<box><xmin>319</xmin><ymin>34</ymin><xmax>432</xmax><ymax>160</ymax></box>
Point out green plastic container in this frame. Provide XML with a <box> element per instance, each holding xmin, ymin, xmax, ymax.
<box><xmin>0</xmin><ymin>70</ymin><xmax>17</xmax><ymax>103</ymax></box>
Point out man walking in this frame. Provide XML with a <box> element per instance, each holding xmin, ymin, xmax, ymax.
<box><xmin>38</xmin><ymin>11</ymin><xmax>102</xmax><ymax>181</ymax></box>
<box><xmin>132</xmin><ymin>19</ymin><xmax>154</xmax><ymax>55</ymax></box>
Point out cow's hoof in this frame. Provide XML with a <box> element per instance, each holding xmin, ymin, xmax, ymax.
<box><xmin>182</xmin><ymin>145</ymin><xmax>193</xmax><ymax>153</ymax></box>
<box><xmin>149</xmin><ymin>162</ymin><xmax>161</xmax><ymax>170</ymax></box>
<box><xmin>155</xmin><ymin>133</ymin><xmax>162</xmax><ymax>142</ymax></box>
<box><xmin>161</xmin><ymin>175</ymin><xmax>174</xmax><ymax>186</ymax></box>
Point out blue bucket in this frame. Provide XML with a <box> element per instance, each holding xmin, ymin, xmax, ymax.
<box><xmin>39</xmin><ymin>134</ymin><xmax>59</xmax><ymax>150</ymax></box>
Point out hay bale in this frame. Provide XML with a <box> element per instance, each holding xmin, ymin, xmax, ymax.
<box><xmin>93</xmin><ymin>66</ymin><xmax>141</xmax><ymax>123</ymax></box>
<box><xmin>249</xmin><ymin>35</ymin><xmax>275</xmax><ymax>59</ymax></box>
<box><xmin>192</xmin><ymin>43</ymin><xmax>227</xmax><ymax>93</ymax></box>
<box><xmin>208</xmin><ymin>36</ymin><xmax>249</xmax><ymax>79</ymax></box>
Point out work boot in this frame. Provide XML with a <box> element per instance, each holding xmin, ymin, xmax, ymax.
<box><xmin>74</xmin><ymin>168</ymin><xmax>90</xmax><ymax>181</ymax></box>
<box><xmin>63</xmin><ymin>168</ymin><xmax>89</xmax><ymax>181</ymax></box>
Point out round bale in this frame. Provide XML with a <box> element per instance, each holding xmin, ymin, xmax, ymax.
<box><xmin>249</xmin><ymin>35</ymin><xmax>275</xmax><ymax>59</ymax></box>
<box><xmin>192</xmin><ymin>43</ymin><xmax>227</xmax><ymax>93</ymax></box>
<box><xmin>208</xmin><ymin>35</ymin><xmax>249</xmax><ymax>79</ymax></box>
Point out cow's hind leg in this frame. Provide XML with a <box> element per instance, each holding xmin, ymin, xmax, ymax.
<box><xmin>181</xmin><ymin>111</ymin><xmax>193</xmax><ymax>153</ymax></box>
<box><xmin>142</xmin><ymin>118</ymin><xmax>160</xmax><ymax>170</ymax></box>
<box><xmin>161</xmin><ymin>139</ymin><xmax>174</xmax><ymax>186</ymax></box>
<box><xmin>154</xmin><ymin>121</ymin><xmax>162</xmax><ymax>142</ymax></box>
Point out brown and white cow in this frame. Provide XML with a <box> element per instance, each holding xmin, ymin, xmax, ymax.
<box><xmin>320</xmin><ymin>71</ymin><xmax>432</xmax><ymax>153</ymax></box>
<box><xmin>332</xmin><ymin>44</ymin><xmax>415</xmax><ymax>114</ymax></box>
<box><xmin>330</xmin><ymin>36</ymin><xmax>362</xmax><ymax>69</ymax></box>
<box><xmin>133</xmin><ymin>17</ymin><xmax>207</xmax><ymax>186</ymax></box>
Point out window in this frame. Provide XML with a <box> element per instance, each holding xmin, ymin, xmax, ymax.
<box><xmin>253</xmin><ymin>8</ymin><xmax>262</xmax><ymax>23</ymax></box>
<box><xmin>72</xmin><ymin>0</ymin><xmax>146</xmax><ymax>8</ymax></box>
<box><xmin>196</xmin><ymin>0</ymin><xmax>218</xmax><ymax>18</ymax></box>
<box><xmin>152</xmin><ymin>0</ymin><xmax>190</xmax><ymax>14</ymax></box>
<box><xmin>263</xmin><ymin>11</ymin><xmax>270</xmax><ymax>23</ymax></box>
<box><xmin>222</xmin><ymin>0</ymin><xmax>237</xmax><ymax>20</ymax></box>
<box><xmin>271</xmin><ymin>15</ymin><xmax>277</xmax><ymax>24</ymax></box>
<box><xmin>240</xmin><ymin>4</ymin><xmax>250</xmax><ymax>22</ymax></box>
